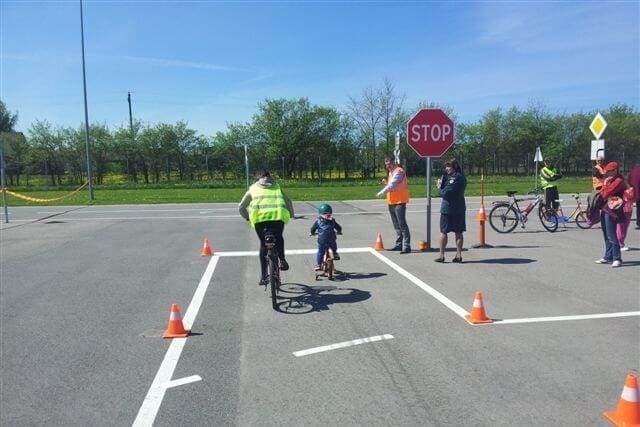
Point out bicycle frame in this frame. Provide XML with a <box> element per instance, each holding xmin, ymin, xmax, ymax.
<box><xmin>489</xmin><ymin>190</ymin><xmax>558</xmax><ymax>233</ymax></box>
<box><xmin>263</xmin><ymin>231</ymin><xmax>280</xmax><ymax>310</ymax></box>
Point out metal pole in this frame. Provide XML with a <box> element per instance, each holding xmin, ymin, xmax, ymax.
<box><xmin>79</xmin><ymin>0</ymin><xmax>94</xmax><ymax>200</ymax></box>
<box><xmin>244</xmin><ymin>144</ymin><xmax>249</xmax><ymax>189</ymax></box>
<box><xmin>1</xmin><ymin>138</ymin><xmax>9</xmax><ymax>223</ymax></box>
<box><xmin>425</xmin><ymin>157</ymin><xmax>432</xmax><ymax>248</ymax></box>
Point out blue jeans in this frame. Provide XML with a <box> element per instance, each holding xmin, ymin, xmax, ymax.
<box><xmin>388</xmin><ymin>203</ymin><xmax>411</xmax><ymax>249</ymax></box>
<box><xmin>601</xmin><ymin>211</ymin><xmax>621</xmax><ymax>262</ymax></box>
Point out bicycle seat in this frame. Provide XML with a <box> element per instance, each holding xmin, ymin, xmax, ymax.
<box><xmin>264</xmin><ymin>231</ymin><xmax>276</xmax><ymax>245</ymax></box>
<box><xmin>506</xmin><ymin>191</ymin><xmax>517</xmax><ymax>197</ymax></box>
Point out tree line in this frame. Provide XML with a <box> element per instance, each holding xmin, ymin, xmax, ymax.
<box><xmin>1</xmin><ymin>80</ymin><xmax>638</xmax><ymax>188</ymax></box>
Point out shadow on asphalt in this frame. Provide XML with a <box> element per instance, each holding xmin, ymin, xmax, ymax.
<box><xmin>490</xmin><ymin>245</ymin><xmax>541</xmax><ymax>249</ymax></box>
<box><xmin>462</xmin><ymin>258</ymin><xmax>536</xmax><ymax>264</ymax></box>
<box><xmin>275</xmin><ymin>283</ymin><xmax>371</xmax><ymax>314</ymax></box>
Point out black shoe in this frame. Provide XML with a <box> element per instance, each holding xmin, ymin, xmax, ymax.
<box><xmin>390</xmin><ymin>245</ymin><xmax>402</xmax><ymax>251</ymax></box>
<box><xmin>258</xmin><ymin>278</ymin><xmax>268</xmax><ymax>287</ymax></box>
<box><xmin>434</xmin><ymin>256</ymin><xmax>445</xmax><ymax>263</ymax></box>
<box><xmin>400</xmin><ymin>248</ymin><xmax>411</xmax><ymax>254</ymax></box>
<box><xmin>452</xmin><ymin>256</ymin><xmax>463</xmax><ymax>263</ymax></box>
<box><xmin>280</xmin><ymin>259</ymin><xmax>289</xmax><ymax>271</ymax></box>
<box><xmin>333</xmin><ymin>253</ymin><xmax>340</xmax><ymax>260</ymax></box>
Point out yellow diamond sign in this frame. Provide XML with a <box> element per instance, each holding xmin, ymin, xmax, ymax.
<box><xmin>590</xmin><ymin>113</ymin><xmax>607</xmax><ymax>139</ymax></box>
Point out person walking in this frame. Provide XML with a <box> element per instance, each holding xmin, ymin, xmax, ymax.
<box><xmin>540</xmin><ymin>158</ymin><xmax>563</xmax><ymax>210</ymax></box>
<box><xmin>376</xmin><ymin>158</ymin><xmax>411</xmax><ymax>254</ymax></box>
<box><xmin>628</xmin><ymin>164</ymin><xmax>640</xmax><ymax>230</ymax></box>
<box><xmin>239</xmin><ymin>170</ymin><xmax>294</xmax><ymax>286</ymax></box>
<box><xmin>435</xmin><ymin>158</ymin><xmax>467</xmax><ymax>263</ymax></box>
<box><xmin>596</xmin><ymin>162</ymin><xmax>626</xmax><ymax>268</ymax></box>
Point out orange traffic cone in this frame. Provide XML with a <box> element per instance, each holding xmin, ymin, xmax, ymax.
<box><xmin>374</xmin><ymin>233</ymin><xmax>385</xmax><ymax>251</ymax></box>
<box><xmin>201</xmin><ymin>238</ymin><xmax>213</xmax><ymax>256</ymax></box>
<box><xmin>162</xmin><ymin>304</ymin><xmax>190</xmax><ymax>338</ymax></box>
<box><xmin>603</xmin><ymin>372</ymin><xmax>640</xmax><ymax>426</ymax></box>
<box><xmin>465</xmin><ymin>291</ymin><xmax>493</xmax><ymax>324</ymax></box>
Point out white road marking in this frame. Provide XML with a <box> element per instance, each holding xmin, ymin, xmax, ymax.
<box><xmin>133</xmin><ymin>256</ymin><xmax>219</xmax><ymax>427</ymax></box>
<box><xmin>36</xmin><ymin>207</ymin><xmax>235</xmax><ymax>214</ymax></box>
<box><xmin>369</xmin><ymin>249</ymin><xmax>469</xmax><ymax>319</ymax></box>
<box><xmin>494</xmin><ymin>311</ymin><xmax>640</xmax><ymax>325</ymax></box>
<box><xmin>162</xmin><ymin>375</ymin><xmax>202</xmax><ymax>389</ymax></box>
<box><xmin>293</xmin><ymin>334</ymin><xmax>394</xmax><ymax>357</ymax></box>
<box><xmin>215</xmin><ymin>247</ymin><xmax>372</xmax><ymax>257</ymax></box>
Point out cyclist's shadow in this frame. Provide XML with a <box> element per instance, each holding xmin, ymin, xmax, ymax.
<box><xmin>275</xmin><ymin>283</ymin><xmax>371</xmax><ymax>314</ymax></box>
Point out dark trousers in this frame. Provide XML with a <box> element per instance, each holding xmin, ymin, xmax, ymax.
<box><xmin>316</xmin><ymin>240</ymin><xmax>338</xmax><ymax>265</ymax></box>
<box><xmin>388</xmin><ymin>203</ymin><xmax>410</xmax><ymax>249</ymax></box>
<box><xmin>601</xmin><ymin>211</ymin><xmax>621</xmax><ymax>262</ymax></box>
<box><xmin>636</xmin><ymin>200</ymin><xmax>640</xmax><ymax>227</ymax></box>
<box><xmin>254</xmin><ymin>221</ymin><xmax>285</xmax><ymax>279</ymax></box>
<box><xmin>544</xmin><ymin>186</ymin><xmax>559</xmax><ymax>210</ymax></box>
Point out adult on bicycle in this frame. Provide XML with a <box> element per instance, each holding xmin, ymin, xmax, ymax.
<box><xmin>239</xmin><ymin>170</ymin><xmax>294</xmax><ymax>286</ymax></box>
<box><xmin>540</xmin><ymin>158</ymin><xmax>563</xmax><ymax>210</ymax></box>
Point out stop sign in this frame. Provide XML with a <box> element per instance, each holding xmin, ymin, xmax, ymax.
<box><xmin>406</xmin><ymin>108</ymin><xmax>455</xmax><ymax>157</ymax></box>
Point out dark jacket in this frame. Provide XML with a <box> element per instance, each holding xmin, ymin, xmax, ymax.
<box><xmin>439</xmin><ymin>172</ymin><xmax>467</xmax><ymax>215</ymax></box>
<box><xmin>310</xmin><ymin>216</ymin><xmax>342</xmax><ymax>244</ymax></box>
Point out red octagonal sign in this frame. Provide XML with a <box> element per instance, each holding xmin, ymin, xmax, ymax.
<box><xmin>406</xmin><ymin>108</ymin><xmax>455</xmax><ymax>158</ymax></box>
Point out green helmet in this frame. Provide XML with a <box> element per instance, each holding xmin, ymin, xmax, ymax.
<box><xmin>318</xmin><ymin>203</ymin><xmax>332</xmax><ymax>215</ymax></box>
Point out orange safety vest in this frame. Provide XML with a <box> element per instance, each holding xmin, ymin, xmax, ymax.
<box><xmin>386</xmin><ymin>166</ymin><xmax>410</xmax><ymax>205</ymax></box>
<box><xmin>593</xmin><ymin>164</ymin><xmax>605</xmax><ymax>189</ymax></box>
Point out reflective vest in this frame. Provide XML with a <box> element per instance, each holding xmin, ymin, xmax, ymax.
<box><xmin>592</xmin><ymin>164</ymin><xmax>605</xmax><ymax>189</ymax></box>
<box><xmin>387</xmin><ymin>166</ymin><xmax>410</xmax><ymax>205</ymax></box>
<box><xmin>248</xmin><ymin>183</ymin><xmax>291</xmax><ymax>226</ymax></box>
<box><xmin>540</xmin><ymin>166</ymin><xmax>558</xmax><ymax>189</ymax></box>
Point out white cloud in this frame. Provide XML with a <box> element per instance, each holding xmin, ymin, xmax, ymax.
<box><xmin>119</xmin><ymin>55</ymin><xmax>253</xmax><ymax>73</ymax></box>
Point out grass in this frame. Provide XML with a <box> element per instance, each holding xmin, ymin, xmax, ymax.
<box><xmin>2</xmin><ymin>176</ymin><xmax>593</xmax><ymax>206</ymax></box>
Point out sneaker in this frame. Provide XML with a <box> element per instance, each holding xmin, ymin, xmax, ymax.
<box><xmin>313</xmin><ymin>264</ymin><xmax>322</xmax><ymax>271</ymax></box>
<box><xmin>333</xmin><ymin>253</ymin><xmax>340</xmax><ymax>260</ymax></box>
<box><xmin>400</xmin><ymin>248</ymin><xmax>411</xmax><ymax>254</ymax></box>
<box><xmin>280</xmin><ymin>259</ymin><xmax>289</xmax><ymax>271</ymax></box>
<box><xmin>390</xmin><ymin>245</ymin><xmax>402</xmax><ymax>251</ymax></box>
<box><xmin>595</xmin><ymin>258</ymin><xmax>611</xmax><ymax>264</ymax></box>
<box><xmin>258</xmin><ymin>277</ymin><xmax>268</xmax><ymax>287</ymax></box>
<box><xmin>612</xmin><ymin>260</ymin><xmax>622</xmax><ymax>268</ymax></box>
<box><xmin>620</xmin><ymin>246</ymin><xmax>629</xmax><ymax>252</ymax></box>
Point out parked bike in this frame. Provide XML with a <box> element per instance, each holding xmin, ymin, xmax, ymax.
<box><xmin>489</xmin><ymin>189</ymin><xmax>559</xmax><ymax>233</ymax></box>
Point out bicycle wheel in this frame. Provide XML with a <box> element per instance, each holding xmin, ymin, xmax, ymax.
<box><xmin>268</xmin><ymin>255</ymin><xmax>280</xmax><ymax>310</ymax></box>
<box><xmin>538</xmin><ymin>205</ymin><xmax>559</xmax><ymax>232</ymax></box>
<box><xmin>489</xmin><ymin>203</ymin><xmax>519</xmax><ymax>233</ymax></box>
<box><xmin>575</xmin><ymin>211</ymin><xmax>592</xmax><ymax>229</ymax></box>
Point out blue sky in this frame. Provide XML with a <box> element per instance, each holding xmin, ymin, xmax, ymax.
<box><xmin>1</xmin><ymin>1</ymin><xmax>638</xmax><ymax>136</ymax></box>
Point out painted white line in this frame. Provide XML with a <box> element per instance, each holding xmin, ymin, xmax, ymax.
<box><xmin>133</xmin><ymin>255</ymin><xmax>219</xmax><ymax>427</ymax></box>
<box><xmin>495</xmin><ymin>311</ymin><xmax>640</xmax><ymax>325</ymax></box>
<box><xmin>162</xmin><ymin>375</ymin><xmax>202</xmax><ymax>389</ymax></box>
<box><xmin>293</xmin><ymin>334</ymin><xmax>394</xmax><ymax>357</ymax></box>
<box><xmin>369</xmin><ymin>249</ymin><xmax>469</xmax><ymax>319</ymax></box>
<box><xmin>37</xmin><ymin>208</ymin><xmax>235</xmax><ymax>214</ymax></box>
<box><xmin>215</xmin><ymin>247</ymin><xmax>373</xmax><ymax>257</ymax></box>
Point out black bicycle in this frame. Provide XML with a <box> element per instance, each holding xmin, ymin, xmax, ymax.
<box><xmin>263</xmin><ymin>231</ymin><xmax>281</xmax><ymax>310</ymax></box>
<box><xmin>488</xmin><ymin>189</ymin><xmax>559</xmax><ymax>233</ymax></box>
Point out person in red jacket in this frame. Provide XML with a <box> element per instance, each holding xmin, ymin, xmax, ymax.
<box><xmin>628</xmin><ymin>164</ymin><xmax>640</xmax><ymax>230</ymax></box>
<box><xmin>596</xmin><ymin>162</ymin><xmax>626</xmax><ymax>267</ymax></box>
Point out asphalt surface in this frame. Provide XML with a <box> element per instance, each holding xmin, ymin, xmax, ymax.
<box><xmin>1</xmin><ymin>197</ymin><xmax>638</xmax><ymax>426</ymax></box>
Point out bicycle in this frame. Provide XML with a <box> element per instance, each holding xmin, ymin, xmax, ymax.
<box><xmin>552</xmin><ymin>194</ymin><xmax>592</xmax><ymax>229</ymax></box>
<box><xmin>263</xmin><ymin>231</ymin><xmax>281</xmax><ymax>310</ymax></box>
<box><xmin>310</xmin><ymin>232</ymin><xmax>341</xmax><ymax>281</ymax></box>
<box><xmin>488</xmin><ymin>189</ymin><xmax>559</xmax><ymax>233</ymax></box>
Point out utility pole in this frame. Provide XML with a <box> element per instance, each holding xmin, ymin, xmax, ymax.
<box><xmin>127</xmin><ymin>91</ymin><xmax>133</xmax><ymax>180</ymax></box>
<box><xmin>79</xmin><ymin>0</ymin><xmax>94</xmax><ymax>200</ymax></box>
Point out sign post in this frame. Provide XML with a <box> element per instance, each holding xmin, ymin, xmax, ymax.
<box><xmin>589</xmin><ymin>113</ymin><xmax>607</xmax><ymax>160</ymax></box>
<box><xmin>406</xmin><ymin>109</ymin><xmax>455</xmax><ymax>250</ymax></box>
<box><xmin>534</xmin><ymin>146</ymin><xmax>543</xmax><ymax>188</ymax></box>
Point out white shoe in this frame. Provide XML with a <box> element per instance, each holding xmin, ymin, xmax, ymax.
<box><xmin>595</xmin><ymin>258</ymin><xmax>610</xmax><ymax>264</ymax></box>
<box><xmin>612</xmin><ymin>260</ymin><xmax>622</xmax><ymax>268</ymax></box>
<box><xmin>620</xmin><ymin>246</ymin><xmax>629</xmax><ymax>251</ymax></box>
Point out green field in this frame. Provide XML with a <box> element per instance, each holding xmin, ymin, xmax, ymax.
<box><xmin>2</xmin><ymin>176</ymin><xmax>593</xmax><ymax>206</ymax></box>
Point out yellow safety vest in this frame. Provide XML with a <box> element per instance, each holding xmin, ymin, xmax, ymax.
<box><xmin>248</xmin><ymin>183</ymin><xmax>291</xmax><ymax>226</ymax></box>
<box><xmin>540</xmin><ymin>166</ymin><xmax>558</xmax><ymax>189</ymax></box>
